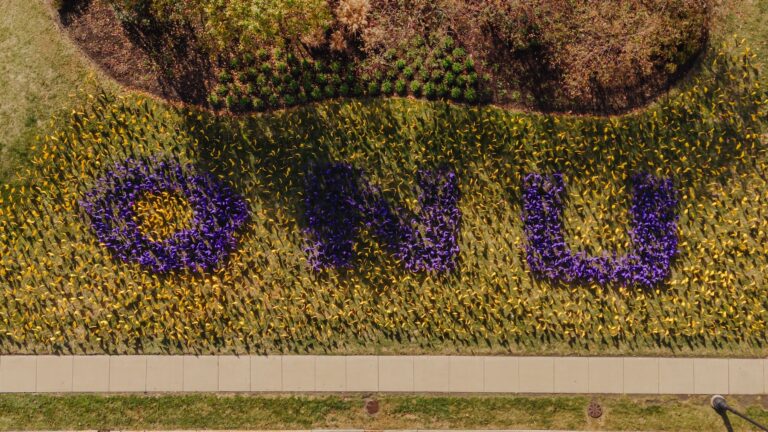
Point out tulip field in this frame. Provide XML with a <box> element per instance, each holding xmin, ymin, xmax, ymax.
<box><xmin>0</xmin><ymin>41</ymin><xmax>766</xmax><ymax>355</ymax></box>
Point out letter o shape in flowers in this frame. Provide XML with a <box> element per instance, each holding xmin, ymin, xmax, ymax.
<box><xmin>80</xmin><ymin>158</ymin><xmax>249</xmax><ymax>273</ymax></box>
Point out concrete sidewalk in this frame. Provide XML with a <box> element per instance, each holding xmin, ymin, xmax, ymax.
<box><xmin>0</xmin><ymin>355</ymin><xmax>765</xmax><ymax>395</ymax></box>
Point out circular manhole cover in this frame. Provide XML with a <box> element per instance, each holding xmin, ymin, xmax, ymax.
<box><xmin>588</xmin><ymin>400</ymin><xmax>603</xmax><ymax>419</ymax></box>
<box><xmin>365</xmin><ymin>399</ymin><xmax>380</xmax><ymax>415</ymax></box>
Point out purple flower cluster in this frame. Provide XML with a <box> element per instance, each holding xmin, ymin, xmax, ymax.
<box><xmin>80</xmin><ymin>158</ymin><xmax>249</xmax><ymax>273</ymax></box>
<box><xmin>303</xmin><ymin>163</ymin><xmax>461</xmax><ymax>273</ymax></box>
<box><xmin>522</xmin><ymin>173</ymin><xmax>679</xmax><ymax>287</ymax></box>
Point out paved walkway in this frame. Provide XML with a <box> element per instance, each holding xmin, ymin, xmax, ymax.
<box><xmin>0</xmin><ymin>355</ymin><xmax>765</xmax><ymax>395</ymax></box>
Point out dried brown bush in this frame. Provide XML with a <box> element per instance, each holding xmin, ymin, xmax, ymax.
<box><xmin>445</xmin><ymin>0</ymin><xmax>711</xmax><ymax>111</ymax></box>
<box><xmin>337</xmin><ymin>0</ymin><xmax>371</xmax><ymax>33</ymax></box>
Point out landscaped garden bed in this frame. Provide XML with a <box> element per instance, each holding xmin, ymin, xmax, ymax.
<box><xmin>0</xmin><ymin>0</ymin><xmax>766</xmax><ymax>358</ymax></box>
<box><xmin>57</xmin><ymin>0</ymin><xmax>711</xmax><ymax>114</ymax></box>
<box><xmin>0</xmin><ymin>34</ymin><xmax>765</xmax><ymax>355</ymax></box>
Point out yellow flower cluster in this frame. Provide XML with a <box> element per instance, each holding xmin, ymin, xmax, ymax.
<box><xmin>0</xmin><ymin>41</ymin><xmax>765</xmax><ymax>355</ymax></box>
<box><xmin>134</xmin><ymin>191</ymin><xmax>195</xmax><ymax>242</ymax></box>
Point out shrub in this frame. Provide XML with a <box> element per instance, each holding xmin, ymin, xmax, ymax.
<box><xmin>395</xmin><ymin>79</ymin><xmax>407</xmax><ymax>95</ymax></box>
<box><xmin>381</xmin><ymin>81</ymin><xmax>393</xmax><ymax>94</ymax></box>
<box><xmin>464</xmin><ymin>87</ymin><xmax>477</xmax><ymax>103</ymax></box>
<box><xmin>452</xmin><ymin>47</ymin><xmax>466</xmax><ymax>59</ymax></box>
<box><xmin>310</xmin><ymin>86</ymin><xmax>323</xmax><ymax>100</ymax></box>
<box><xmin>450</xmin><ymin>87</ymin><xmax>462</xmax><ymax>100</ymax></box>
<box><xmin>367</xmin><ymin>81</ymin><xmax>380</xmax><ymax>96</ymax></box>
<box><xmin>471</xmin><ymin>0</ymin><xmax>711</xmax><ymax>111</ymax></box>
<box><xmin>336</xmin><ymin>0</ymin><xmax>371</xmax><ymax>34</ymax></box>
<box><xmin>456</xmin><ymin>74</ymin><xmax>467</xmax><ymax>87</ymax></box>
<box><xmin>410</xmin><ymin>80</ymin><xmax>423</xmax><ymax>95</ymax></box>
<box><xmin>423</xmin><ymin>82</ymin><xmax>436</xmax><ymax>99</ymax></box>
<box><xmin>238</xmin><ymin>96</ymin><xmax>251</xmax><ymax>111</ymax></box>
<box><xmin>442</xmin><ymin>36</ymin><xmax>455</xmax><ymax>50</ymax></box>
<box><xmin>202</xmin><ymin>0</ymin><xmax>333</xmax><ymax>51</ymax></box>
<box><xmin>324</xmin><ymin>84</ymin><xmax>337</xmax><ymax>98</ymax></box>
<box><xmin>339</xmin><ymin>83</ymin><xmax>350</xmax><ymax>96</ymax></box>
<box><xmin>396</xmin><ymin>59</ymin><xmax>407</xmax><ymax>70</ymax></box>
<box><xmin>329</xmin><ymin>30</ymin><xmax>348</xmax><ymax>52</ymax></box>
<box><xmin>443</xmin><ymin>71</ymin><xmax>456</xmax><ymax>86</ymax></box>
<box><xmin>465</xmin><ymin>58</ymin><xmax>475</xmax><ymax>72</ymax></box>
<box><xmin>419</xmin><ymin>68</ymin><xmax>431</xmax><ymax>81</ymax></box>
<box><xmin>207</xmin><ymin>94</ymin><xmax>221</xmax><ymax>108</ymax></box>
<box><xmin>218</xmin><ymin>71</ymin><xmax>233</xmax><ymax>83</ymax></box>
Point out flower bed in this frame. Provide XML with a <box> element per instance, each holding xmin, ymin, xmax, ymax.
<box><xmin>80</xmin><ymin>158</ymin><xmax>249</xmax><ymax>273</ymax></box>
<box><xmin>303</xmin><ymin>163</ymin><xmax>461</xmax><ymax>272</ymax></box>
<box><xmin>522</xmin><ymin>173</ymin><xmax>679</xmax><ymax>287</ymax></box>
<box><xmin>0</xmin><ymin>46</ymin><xmax>765</xmax><ymax>355</ymax></box>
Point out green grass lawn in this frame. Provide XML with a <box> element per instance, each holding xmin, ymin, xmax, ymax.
<box><xmin>0</xmin><ymin>394</ymin><xmax>766</xmax><ymax>431</ymax></box>
<box><xmin>0</xmin><ymin>0</ymin><xmax>112</xmax><ymax>189</ymax></box>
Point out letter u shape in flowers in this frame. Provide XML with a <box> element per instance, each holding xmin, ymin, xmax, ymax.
<box><xmin>522</xmin><ymin>173</ymin><xmax>680</xmax><ymax>288</ymax></box>
<box><xmin>302</xmin><ymin>163</ymin><xmax>462</xmax><ymax>273</ymax></box>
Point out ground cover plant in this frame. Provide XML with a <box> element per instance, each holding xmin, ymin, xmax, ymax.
<box><xmin>59</xmin><ymin>0</ymin><xmax>710</xmax><ymax>114</ymax></box>
<box><xmin>0</xmin><ymin>38</ymin><xmax>766</xmax><ymax>355</ymax></box>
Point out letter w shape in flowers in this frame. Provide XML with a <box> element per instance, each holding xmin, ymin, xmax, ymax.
<box><xmin>303</xmin><ymin>163</ymin><xmax>461</xmax><ymax>273</ymax></box>
<box><xmin>522</xmin><ymin>173</ymin><xmax>679</xmax><ymax>288</ymax></box>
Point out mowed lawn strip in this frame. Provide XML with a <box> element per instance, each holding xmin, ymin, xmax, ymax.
<box><xmin>0</xmin><ymin>394</ymin><xmax>767</xmax><ymax>431</ymax></box>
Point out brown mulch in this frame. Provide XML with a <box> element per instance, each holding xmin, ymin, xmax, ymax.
<box><xmin>58</xmin><ymin>0</ymin><xmax>212</xmax><ymax>104</ymax></box>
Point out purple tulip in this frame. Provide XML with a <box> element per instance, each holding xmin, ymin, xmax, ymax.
<box><xmin>522</xmin><ymin>173</ymin><xmax>679</xmax><ymax>288</ymax></box>
<box><xmin>80</xmin><ymin>157</ymin><xmax>249</xmax><ymax>273</ymax></box>
<box><xmin>303</xmin><ymin>163</ymin><xmax>461</xmax><ymax>273</ymax></box>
